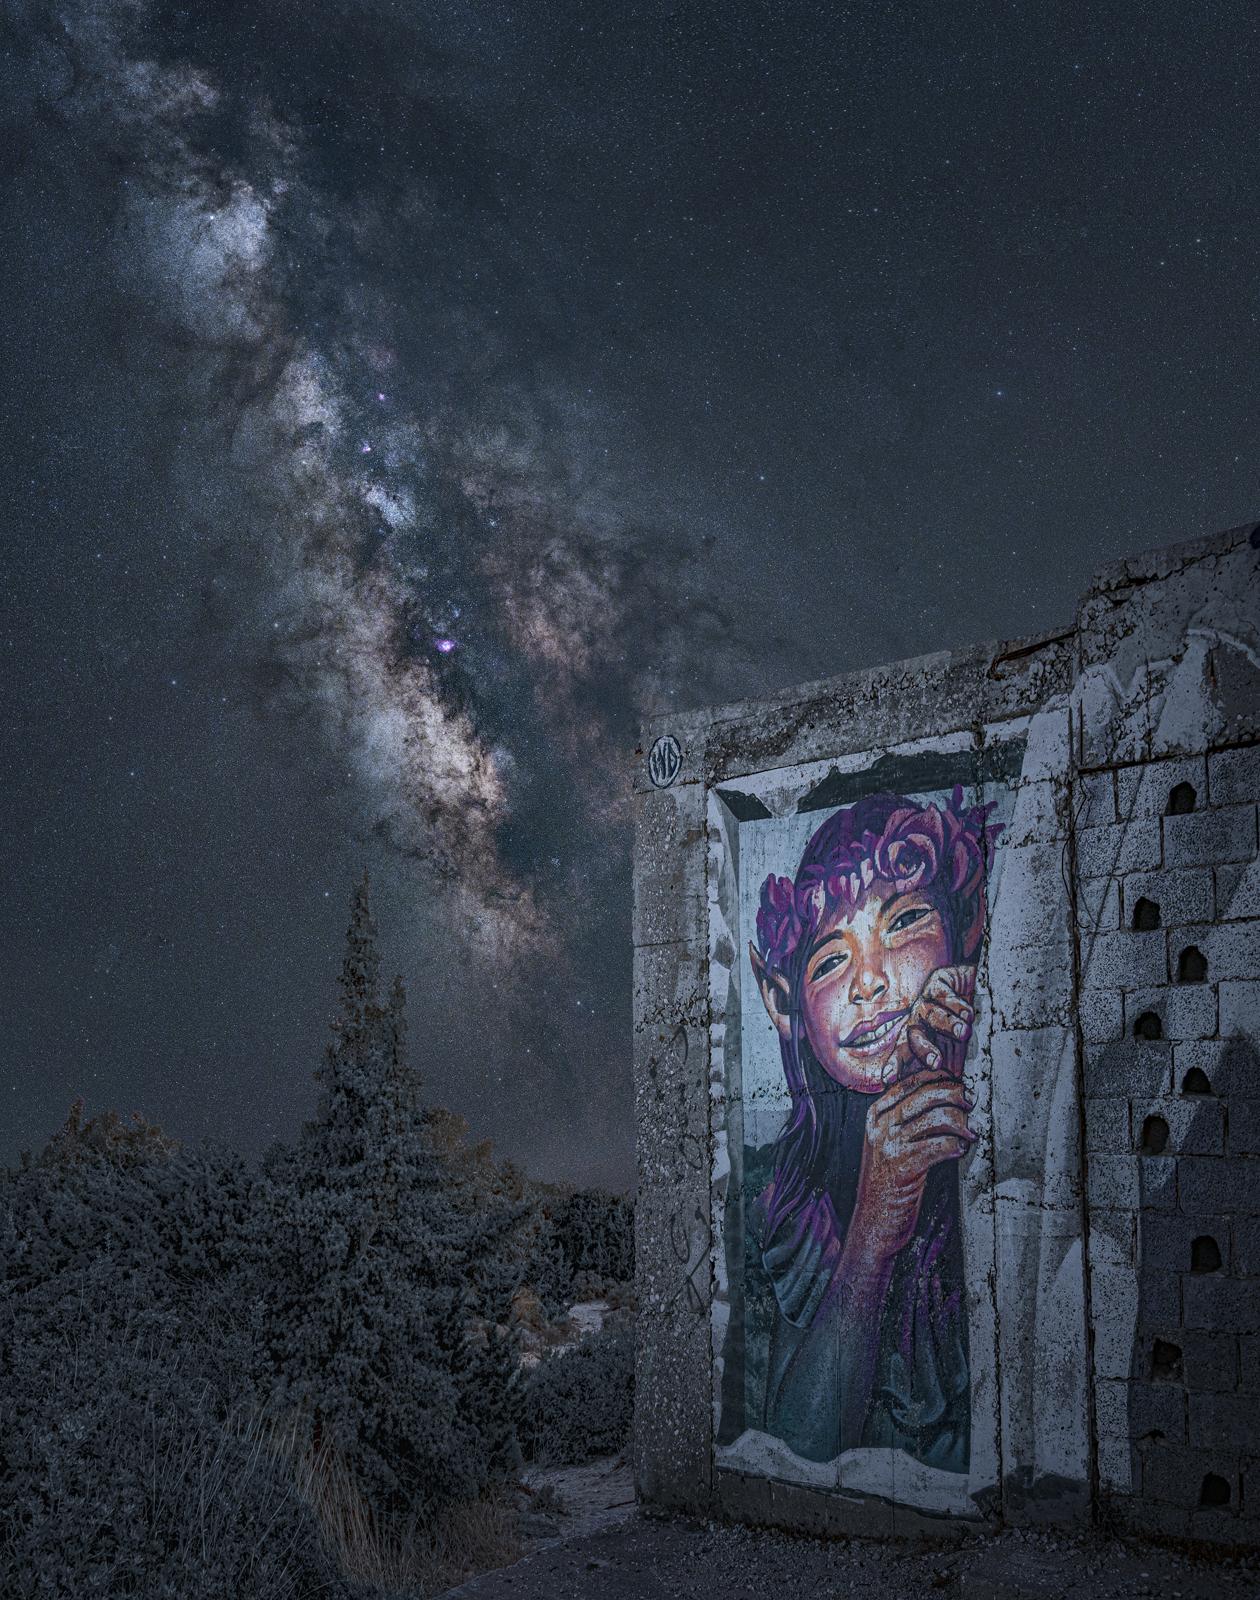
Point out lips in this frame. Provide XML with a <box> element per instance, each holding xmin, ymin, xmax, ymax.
<box><xmin>841</xmin><ymin>1007</ymin><xmax>908</xmax><ymax>1050</ymax></box>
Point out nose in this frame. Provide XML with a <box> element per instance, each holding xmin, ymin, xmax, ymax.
<box><xmin>850</xmin><ymin>963</ymin><xmax>887</xmax><ymax>1005</ymax></box>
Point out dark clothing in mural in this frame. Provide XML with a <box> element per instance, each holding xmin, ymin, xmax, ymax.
<box><xmin>751</xmin><ymin>1088</ymin><xmax>970</xmax><ymax>1473</ymax></box>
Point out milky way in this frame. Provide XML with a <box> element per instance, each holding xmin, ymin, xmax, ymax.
<box><xmin>4</xmin><ymin>0</ymin><xmax>1259</xmax><ymax>1184</ymax></box>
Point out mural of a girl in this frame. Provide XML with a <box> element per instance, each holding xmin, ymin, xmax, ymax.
<box><xmin>748</xmin><ymin>788</ymin><xmax>998</xmax><ymax>1474</ymax></box>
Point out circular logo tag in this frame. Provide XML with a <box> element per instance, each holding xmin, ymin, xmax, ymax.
<box><xmin>648</xmin><ymin>734</ymin><xmax>683</xmax><ymax>789</ymax></box>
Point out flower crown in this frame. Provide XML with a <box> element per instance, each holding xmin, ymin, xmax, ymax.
<box><xmin>755</xmin><ymin>786</ymin><xmax>999</xmax><ymax>977</ymax></box>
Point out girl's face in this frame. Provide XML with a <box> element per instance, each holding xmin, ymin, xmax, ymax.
<box><xmin>799</xmin><ymin>878</ymin><xmax>951</xmax><ymax>1094</ymax></box>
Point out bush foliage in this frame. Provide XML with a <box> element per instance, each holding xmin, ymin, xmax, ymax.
<box><xmin>0</xmin><ymin>875</ymin><xmax>633</xmax><ymax>1596</ymax></box>
<box><xmin>518</xmin><ymin>1321</ymin><xmax>634</xmax><ymax>1467</ymax></box>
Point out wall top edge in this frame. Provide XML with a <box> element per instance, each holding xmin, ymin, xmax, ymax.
<box><xmin>632</xmin><ymin>520</ymin><xmax>1260</xmax><ymax>792</ymax></box>
<box><xmin>635</xmin><ymin>629</ymin><xmax>1068</xmax><ymax>758</ymax></box>
<box><xmin>1082</xmin><ymin>519</ymin><xmax>1258</xmax><ymax>600</ymax></box>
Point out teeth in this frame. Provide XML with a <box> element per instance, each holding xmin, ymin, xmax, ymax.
<box><xmin>851</xmin><ymin>1015</ymin><xmax>899</xmax><ymax>1047</ymax></box>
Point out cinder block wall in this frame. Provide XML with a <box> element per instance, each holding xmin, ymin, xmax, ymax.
<box><xmin>1071</xmin><ymin>535</ymin><xmax>1260</xmax><ymax>1542</ymax></box>
<box><xmin>633</xmin><ymin>521</ymin><xmax>1260</xmax><ymax>1543</ymax></box>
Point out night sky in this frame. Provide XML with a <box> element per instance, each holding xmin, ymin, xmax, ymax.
<box><xmin>3</xmin><ymin>2</ymin><xmax>1258</xmax><ymax>1187</ymax></box>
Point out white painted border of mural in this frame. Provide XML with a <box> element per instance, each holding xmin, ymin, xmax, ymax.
<box><xmin>707</xmin><ymin>708</ymin><xmax>1091</xmax><ymax>1518</ymax></box>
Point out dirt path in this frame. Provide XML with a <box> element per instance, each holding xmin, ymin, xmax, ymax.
<box><xmin>440</xmin><ymin>1466</ymin><xmax>1259</xmax><ymax>1600</ymax></box>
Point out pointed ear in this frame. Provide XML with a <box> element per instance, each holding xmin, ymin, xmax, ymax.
<box><xmin>749</xmin><ymin>941</ymin><xmax>793</xmax><ymax>1041</ymax></box>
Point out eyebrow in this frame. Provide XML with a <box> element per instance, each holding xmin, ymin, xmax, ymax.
<box><xmin>806</xmin><ymin>893</ymin><xmax>935</xmax><ymax>962</ymax></box>
<box><xmin>807</xmin><ymin>931</ymin><xmax>849</xmax><ymax>961</ymax></box>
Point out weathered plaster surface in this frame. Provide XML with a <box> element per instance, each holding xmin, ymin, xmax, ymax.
<box><xmin>633</xmin><ymin>520</ymin><xmax>1260</xmax><ymax>1544</ymax></box>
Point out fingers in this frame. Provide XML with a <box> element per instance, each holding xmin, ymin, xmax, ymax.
<box><xmin>896</xmin><ymin>1081</ymin><xmax>975</xmax><ymax>1128</ymax></box>
<box><xmin>904</xmin><ymin>1133</ymin><xmax>973</xmax><ymax>1168</ymax></box>
<box><xmin>872</xmin><ymin>1069</ymin><xmax>959</xmax><ymax>1119</ymax></box>
<box><xmin>923</xmin><ymin>970</ymin><xmax>976</xmax><ymax>1024</ymax></box>
<box><xmin>917</xmin><ymin>998</ymin><xmax>973</xmax><ymax>1043</ymax></box>
<box><xmin>905</xmin><ymin>1104</ymin><xmax>975</xmax><ymax>1145</ymax></box>
<box><xmin>907</xmin><ymin>1022</ymin><xmax>949</xmax><ymax>1073</ymax></box>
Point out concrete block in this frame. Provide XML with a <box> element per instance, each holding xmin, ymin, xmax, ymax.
<box><xmin>1220</xmin><ymin>980</ymin><xmax>1260</xmax><ymax>1040</ymax></box>
<box><xmin>1091</xmin><ymin>1266</ymin><xmax>1179</xmax><ymax>1363</ymax></box>
<box><xmin>1178</xmin><ymin>1157</ymin><xmax>1259</xmax><ymax>1216</ymax></box>
<box><xmin>1217</xmin><ymin>859</ymin><xmax>1260</xmax><ymax>921</ymax></box>
<box><xmin>1093</xmin><ymin>1376</ymin><xmax>1132</xmax><ymax>1440</ymax></box>
<box><xmin>1096</xmin><ymin>1377</ymin><xmax>1184</xmax><ymax>1446</ymax></box>
<box><xmin>1127</xmin><ymin>984</ymin><xmax>1217</xmax><ymax>1041</ymax></box>
<box><xmin>1233</xmin><ymin>1214</ymin><xmax>1260</xmax><ymax>1275</ymax></box>
<box><xmin>1116</xmin><ymin>757</ymin><xmax>1208</xmax><ymax>821</ymax></box>
<box><xmin>1088</xmin><ymin>1209</ymin><xmax>1135</xmax><ymax>1270</ymax></box>
<box><xmin>1169</xmin><ymin>921</ymin><xmax>1260</xmax><ymax>984</ymax></box>
<box><xmin>1080</xmin><ymin>987</ymin><xmax>1124</xmax><ymax>1044</ymax></box>
<box><xmin>1077</xmin><ymin>819</ymin><xmax>1162</xmax><ymax>879</ymax></box>
<box><xmin>1089</xmin><ymin>1287</ymin><xmax>1139</xmax><ymax>1382</ymax></box>
<box><xmin>1183</xmin><ymin>1275</ymin><xmax>1260</xmax><ymax>1332</ymax></box>
<box><xmin>1164</xmin><ymin>804</ymin><xmax>1257</xmax><ymax>869</ymax></box>
<box><xmin>1137</xmin><ymin>1155</ymin><xmax>1178</xmax><ymax>1210</ymax></box>
<box><xmin>1081</xmin><ymin>930</ymin><xmax>1168</xmax><ymax>992</ymax></box>
<box><xmin>1123</xmin><ymin>867</ymin><xmax>1215</xmax><ymax>929</ymax></box>
<box><xmin>1103</xmin><ymin>1491</ymin><xmax>1190</xmax><ymax>1538</ymax></box>
<box><xmin>1130</xmin><ymin>1096</ymin><xmax>1224</xmax><ymax>1157</ymax></box>
<box><xmin>1085</xmin><ymin>1098</ymin><xmax>1129</xmax><ymax>1152</ymax></box>
<box><xmin>1179</xmin><ymin>1331</ymin><xmax>1238</xmax><ymax>1392</ymax></box>
<box><xmin>1209</xmin><ymin>745</ymin><xmax>1260</xmax><ymax>808</ymax></box>
<box><xmin>1240</xmin><ymin>1335</ymin><xmax>1260</xmax><ymax>1389</ymax></box>
<box><xmin>1130</xmin><ymin>1380</ymin><xmax>1187</xmax><ymax>1443</ymax></box>
<box><xmin>1084</xmin><ymin>1040</ymin><xmax>1172</xmax><ymax>1097</ymax></box>
<box><xmin>1229</xmin><ymin>1101</ymin><xmax>1260</xmax><ymax>1159</ymax></box>
<box><xmin>1188</xmin><ymin>1392</ymin><xmax>1260</xmax><ymax>1452</ymax></box>
<box><xmin>634</xmin><ymin>943</ymin><xmax>709</xmax><ymax>1160</ymax></box>
<box><xmin>1245</xmin><ymin>1458</ymin><xmax>1260</xmax><ymax>1519</ymax></box>
<box><xmin>1139</xmin><ymin>1211</ymin><xmax>1231</xmax><ymax>1275</ymax></box>
<box><xmin>1173</xmin><ymin>1038</ymin><xmax>1259</xmax><ymax>1097</ymax></box>
<box><xmin>1142</xmin><ymin>1443</ymin><xmax>1240</xmax><ymax>1509</ymax></box>
<box><xmin>1088</xmin><ymin>1154</ymin><xmax>1140</xmax><ymax>1210</ymax></box>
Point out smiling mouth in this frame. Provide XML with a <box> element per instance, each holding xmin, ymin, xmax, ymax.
<box><xmin>842</xmin><ymin>1008</ymin><xmax>908</xmax><ymax>1050</ymax></box>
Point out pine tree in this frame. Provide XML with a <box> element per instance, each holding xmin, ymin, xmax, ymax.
<box><xmin>254</xmin><ymin>872</ymin><xmax>518</xmax><ymax>1526</ymax></box>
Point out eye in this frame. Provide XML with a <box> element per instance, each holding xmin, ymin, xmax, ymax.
<box><xmin>810</xmin><ymin>949</ymin><xmax>848</xmax><ymax>982</ymax></box>
<box><xmin>889</xmin><ymin>905</ymin><xmax>931</xmax><ymax>934</ymax></box>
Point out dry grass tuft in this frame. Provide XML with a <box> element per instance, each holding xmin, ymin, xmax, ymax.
<box><xmin>270</xmin><ymin>1417</ymin><xmax>520</xmax><ymax>1597</ymax></box>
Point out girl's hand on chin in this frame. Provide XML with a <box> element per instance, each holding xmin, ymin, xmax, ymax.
<box><xmin>888</xmin><ymin>964</ymin><xmax>977</xmax><ymax>1085</ymax></box>
<box><xmin>848</xmin><ymin>1067</ymin><xmax>978</xmax><ymax>1264</ymax></box>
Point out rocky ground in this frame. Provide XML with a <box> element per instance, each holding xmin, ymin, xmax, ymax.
<box><xmin>439</xmin><ymin>1460</ymin><xmax>1260</xmax><ymax>1600</ymax></box>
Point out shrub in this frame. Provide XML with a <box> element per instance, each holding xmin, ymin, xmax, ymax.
<box><xmin>518</xmin><ymin>1320</ymin><xmax>634</xmax><ymax>1466</ymax></box>
<box><xmin>0</xmin><ymin>1183</ymin><xmax>342</xmax><ymax>1600</ymax></box>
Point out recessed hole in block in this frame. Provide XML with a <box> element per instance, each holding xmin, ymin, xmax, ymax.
<box><xmin>1150</xmin><ymin>1338</ymin><xmax>1182</xmax><ymax>1380</ymax></box>
<box><xmin>1139</xmin><ymin>1114</ymin><xmax>1170</xmax><ymax>1155</ymax></box>
<box><xmin>1191</xmin><ymin>1235</ymin><xmax>1222</xmax><ymax>1274</ymax></box>
<box><xmin>1131</xmin><ymin>897</ymin><xmax>1161</xmax><ymax>931</ymax></box>
<box><xmin>1133</xmin><ymin>1010</ymin><xmax>1163</xmax><ymax>1041</ymax></box>
<box><xmin>1181</xmin><ymin>1066</ymin><xmax>1213</xmax><ymax>1096</ymax></box>
<box><xmin>1177</xmin><ymin>945</ymin><xmax>1208</xmax><ymax>984</ymax></box>
<box><xmin>1199</xmin><ymin>1472</ymin><xmax>1230</xmax><ymax>1507</ymax></box>
<box><xmin>1167</xmin><ymin>782</ymin><xmax>1197</xmax><ymax>815</ymax></box>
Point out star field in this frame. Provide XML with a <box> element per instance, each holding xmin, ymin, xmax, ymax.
<box><xmin>2</xmin><ymin>0</ymin><xmax>1259</xmax><ymax>1185</ymax></box>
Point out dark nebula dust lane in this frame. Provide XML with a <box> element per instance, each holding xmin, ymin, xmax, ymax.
<box><xmin>2</xmin><ymin>0</ymin><xmax>1258</xmax><ymax>1186</ymax></box>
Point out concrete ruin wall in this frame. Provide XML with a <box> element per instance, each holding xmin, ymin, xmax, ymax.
<box><xmin>632</xmin><ymin>521</ymin><xmax>1260</xmax><ymax>1544</ymax></box>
